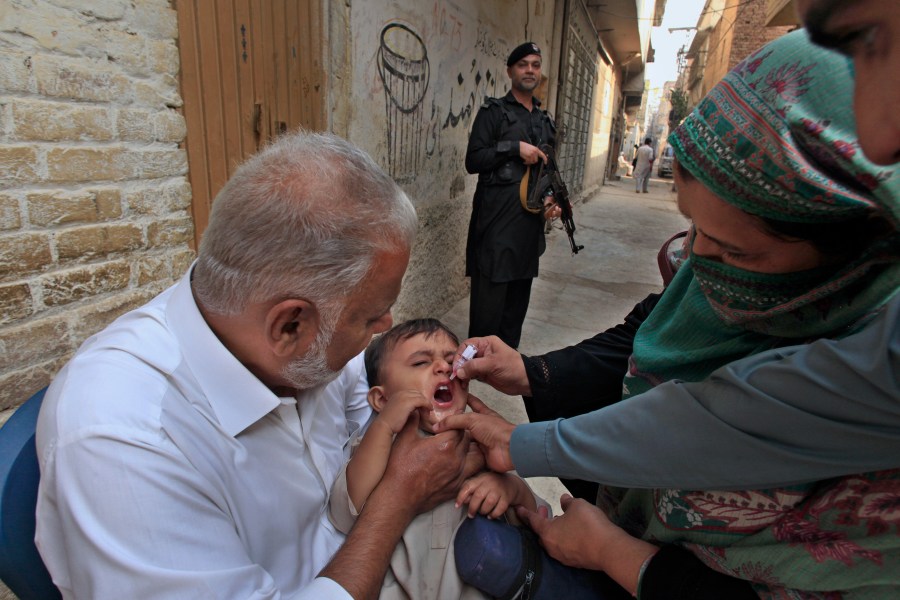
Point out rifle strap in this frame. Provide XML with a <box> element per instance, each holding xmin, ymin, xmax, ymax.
<box><xmin>520</xmin><ymin>164</ymin><xmax>544</xmax><ymax>214</ymax></box>
<box><xmin>519</xmin><ymin>167</ymin><xmax>537</xmax><ymax>214</ymax></box>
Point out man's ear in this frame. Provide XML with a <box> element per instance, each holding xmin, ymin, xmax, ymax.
<box><xmin>265</xmin><ymin>298</ymin><xmax>318</xmax><ymax>358</ymax></box>
<box><xmin>367</xmin><ymin>386</ymin><xmax>388</xmax><ymax>413</ymax></box>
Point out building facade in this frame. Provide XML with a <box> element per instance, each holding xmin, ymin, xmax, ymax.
<box><xmin>683</xmin><ymin>0</ymin><xmax>793</xmax><ymax>107</ymax></box>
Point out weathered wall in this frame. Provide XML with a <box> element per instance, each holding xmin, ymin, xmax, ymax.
<box><xmin>334</xmin><ymin>0</ymin><xmax>558</xmax><ymax>321</ymax></box>
<box><xmin>0</xmin><ymin>0</ymin><xmax>192</xmax><ymax>415</ymax></box>
<box><xmin>584</xmin><ymin>59</ymin><xmax>616</xmax><ymax>190</ymax></box>
<box><xmin>698</xmin><ymin>1</ymin><xmax>737</xmax><ymax>103</ymax></box>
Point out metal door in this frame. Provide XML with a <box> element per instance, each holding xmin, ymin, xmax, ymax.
<box><xmin>555</xmin><ymin>0</ymin><xmax>598</xmax><ymax>195</ymax></box>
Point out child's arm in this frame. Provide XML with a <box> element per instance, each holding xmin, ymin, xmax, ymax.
<box><xmin>455</xmin><ymin>471</ymin><xmax>541</xmax><ymax>519</ymax></box>
<box><xmin>346</xmin><ymin>390</ymin><xmax>433</xmax><ymax>510</ymax></box>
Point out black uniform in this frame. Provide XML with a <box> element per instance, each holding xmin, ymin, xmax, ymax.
<box><xmin>464</xmin><ymin>91</ymin><xmax>556</xmax><ymax>348</ymax></box>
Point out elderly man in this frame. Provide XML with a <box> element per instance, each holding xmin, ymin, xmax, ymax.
<box><xmin>35</xmin><ymin>131</ymin><xmax>476</xmax><ymax>599</ymax></box>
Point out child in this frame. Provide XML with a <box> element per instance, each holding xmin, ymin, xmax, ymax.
<box><xmin>329</xmin><ymin>318</ymin><xmax>548</xmax><ymax>600</ymax></box>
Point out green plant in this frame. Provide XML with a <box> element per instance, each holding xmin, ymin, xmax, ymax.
<box><xmin>668</xmin><ymin>88</ymin><xmax>690</xmax><ymax>128</ymax></box>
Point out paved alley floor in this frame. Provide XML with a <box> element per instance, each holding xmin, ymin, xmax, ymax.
<box><xmin>439</xmin><ymin>174</ymin><xmax>688</xmax><ymax>514</ymax></box>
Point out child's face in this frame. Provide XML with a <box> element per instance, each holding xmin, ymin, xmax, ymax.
<box><xmin>375</xmin><ymin>330</ymin><xmax>469</xmax><ymax>433</ymax></box>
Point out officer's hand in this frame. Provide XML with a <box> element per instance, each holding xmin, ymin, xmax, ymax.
<box><xmin>543</xmin><ymin>199</ymin><xmax>562</xmax><ymax>220</ymax></box>
<box><xmin>519</xmin><ymin>142</ymin><xmax>547</xmax><ymax>165</ymax></box>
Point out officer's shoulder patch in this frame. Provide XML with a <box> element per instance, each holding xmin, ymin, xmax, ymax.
<box><xmin>481</xmin><ymin>96</ymin><xmax>502</xmax><ymax>109</ymax></box>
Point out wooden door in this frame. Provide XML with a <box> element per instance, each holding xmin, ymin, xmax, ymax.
<box><xmin>176</xmin><ymin>0</ymin><xmax>326</xmax><ymax>245</ymax></box>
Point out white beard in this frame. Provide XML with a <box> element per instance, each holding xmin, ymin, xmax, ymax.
<box><xmin>281</xmin><ymin>309</ymin><xmax>340</xmax><ymax>389</ymax></box>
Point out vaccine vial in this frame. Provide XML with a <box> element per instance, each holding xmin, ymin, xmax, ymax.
<box><xmin>449</xmin><ymin>344</ymin><xmax>477</xmax><ymax>380</ymax></box>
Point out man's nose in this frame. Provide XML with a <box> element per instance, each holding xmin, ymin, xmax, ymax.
<box><xmin>855</xmin><ymin>97</ymin><xmax>900</xmax><ymax>166</ymax></box>
<box><xmin>853</xmin><ymin>56</ymin><xmax>900</xmax><ymax>165</ymax></box>
<box><xmin>372</xmin><ymin>312</ymin><xmax>394</xmax><ymax>334</ymax></box>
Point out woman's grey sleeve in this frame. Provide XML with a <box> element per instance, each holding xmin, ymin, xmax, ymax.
<box><xmin>511</xmin><ymin>296</ymin><xmax>900</xmax><ymax>490</ymax></box>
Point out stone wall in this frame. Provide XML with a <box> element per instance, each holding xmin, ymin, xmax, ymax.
<box><xmin>0</xmin><ymin>0</ymin><xmax>193</xmax><ymax>416</ymax></box>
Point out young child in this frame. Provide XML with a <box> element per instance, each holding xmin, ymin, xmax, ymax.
<box><xmin>329</xmin><ymin>318</ymin><xmax>548</xmax><ymax>600</ymax></box>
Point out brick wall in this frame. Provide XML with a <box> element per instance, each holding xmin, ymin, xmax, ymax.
<box><xmin>688</xmin><ymin>0</ymin><xmax>794</xmax><ymax>108</ymax></box>
<box><xmin>0</xmin><ymin>0</ymin><xmax>194</xmax><ymax>418</ymax></box>
<box><xmin>729</xmin><ymin>0</ymin><xmax>794</xmax><ymax>70</ymax></box>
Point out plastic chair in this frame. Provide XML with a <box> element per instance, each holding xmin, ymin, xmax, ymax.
<box><xmin>0</xmin><ymin>387</ymin><xmax>62</xmax><ymax>599</ymax></box>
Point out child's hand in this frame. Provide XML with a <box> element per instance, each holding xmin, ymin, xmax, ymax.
<box><xmin>375</xmin><ymin>390</ymin><xmax>433</xmax><ymax>434</ymax></box>
<box><xmin>456</xmin><ymin>471</ymin><xmax>520</xmax><ymax>519</ymax></box>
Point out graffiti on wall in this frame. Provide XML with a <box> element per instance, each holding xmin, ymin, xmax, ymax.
<box><xmin>475</xmin><ymin>24</ymin><xmax>507</xmax><ymax>60</ymax></box>
<box><xmin>377</xmin><ymin>23</ymin><xmax>430</xmax><ymax>183</ymax></box>
<box><xmin>377</xmin><ymin>14</ymin><xmax>508</xmax><ymax>184</ymax></box>
<box><xmin>431</xmin><ymin>2</ymin><xmax>464</xmax><ymax>52</ymax></box>
<box><xmin>442</xmin><ymin>60</ymin><xmax>497</xmax><ymax>129</ymax></box>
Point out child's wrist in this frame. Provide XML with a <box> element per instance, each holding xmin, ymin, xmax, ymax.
<box><xmin>509</xmin><ymin>475</ymin><xmax>530</xmax><ymax>506</ymax></box>
<box><xmin>370</xmin><ymin>416</ymin><xmax>398</xmax><ymax>437</ymax></box>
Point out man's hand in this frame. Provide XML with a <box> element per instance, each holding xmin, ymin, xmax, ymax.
<box><xmin>451</xmin><ymin>336</ymin><xmax>531</xmax><ymax>396</ymax></box>
<box><xmin>519</xmin><ymin>142</ymin><xmax>548</xmax><ymax>165</ymax></box>
<box><xmin>324</xmin><ymin>414</ymin><xmax>477</xmax><ymax>600</ymax></box>
<box><xmin>434</xmin><ymin>394</ymin><xmax>515</xmax><ymax>473</ymax></box>
<box><xmin>379</xmin><ymin>412</ymin><xmax>474</xmax><ymax>516</ymax></box>
<box><xmin>543</xmin><ymin>198</ymin><xmax>562</xmax><ymax>221</ymax></box>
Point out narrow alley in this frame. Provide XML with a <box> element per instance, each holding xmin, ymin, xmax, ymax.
<box><xmin>440</xmin><ymin>175</ymin><xmax>688</xmax><ymax>511</ymax></box>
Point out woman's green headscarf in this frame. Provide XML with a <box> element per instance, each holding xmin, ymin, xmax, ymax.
<box><xmin>610</xmin><ymin>30</ymin><xmax>900</xmax><ymax>598</ymax></box>
<box><xmin>625</xmin><ymin>29</ymin><xmax>899</xmax><ymax>397</ymax></box>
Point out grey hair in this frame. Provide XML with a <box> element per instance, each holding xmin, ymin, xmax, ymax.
<box><xmin>193</xmin><ymin>130</ymin><xmax>418</xmax><ymax>316</ymax></box>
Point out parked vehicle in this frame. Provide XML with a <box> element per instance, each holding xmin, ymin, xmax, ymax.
<box><xmin>657</xmin><ymin>145</ymin><xmax>674</xmax><ymax>177</ymax></box>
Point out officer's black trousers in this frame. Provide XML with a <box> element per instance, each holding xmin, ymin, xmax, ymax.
<box><xmin>468</xmin><ymin>266</ymin><xmax>533</xmax><ymax>349</ymax></box>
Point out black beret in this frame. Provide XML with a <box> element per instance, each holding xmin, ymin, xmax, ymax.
<box><xmin>507</xmin><ymin>42</ymin><xmax>541</xmax><ymax>67</ymax></box>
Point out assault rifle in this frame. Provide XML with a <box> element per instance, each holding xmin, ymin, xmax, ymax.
<box><xmin>527</xmin><ymin>144</ymin><xmax>584</xmax><ymax>254</ymax></box>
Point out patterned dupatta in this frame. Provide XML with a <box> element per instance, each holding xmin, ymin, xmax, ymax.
<box><xmin>607</xmin><ymin>31</ymin><xmax>900</xmax><ymax>599</ymax></box>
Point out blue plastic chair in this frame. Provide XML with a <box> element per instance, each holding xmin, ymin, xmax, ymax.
<box><xmin>0</xmin><ymin>387</ymin><xmax>62</xmax><ymax>599</ymax></box>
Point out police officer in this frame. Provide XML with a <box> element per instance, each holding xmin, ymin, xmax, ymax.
<box><xmin>464</xmin><ymin>41</ymin><xmax>560</xmax><ymax>349</ymax></box>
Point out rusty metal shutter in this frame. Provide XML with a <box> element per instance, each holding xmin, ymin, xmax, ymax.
<box><xmin>555</xmin><ymin>0</ymin><xmax>598</xmax><ymax>195</ymax></box>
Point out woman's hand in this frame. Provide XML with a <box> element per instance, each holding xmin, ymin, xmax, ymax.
<box><xmin>516</xmin><ymin>494</ymin><xmax>659</xmax><ymax>595</ymax></box>
<box><xmin>434</xmin><ymin>394</ymin><xmax>515</xmax><ymax>473</ymax></box>
<box><xmin>452</xmin><ymin>336</ymin><xmax>532</xmax><ymax>396</ymax></box>
<box><xmin>515</xmin><ymin>494</ymin><xmax>611</xmax><ymax>570</ymax></box>
<box><xmin>381</xmin><ymin>413</ymin><xmax>474</xmax><ymax>515</ymax></box>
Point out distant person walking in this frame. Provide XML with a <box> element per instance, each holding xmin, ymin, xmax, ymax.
<box><xmin>633</xmin><ymin>137</ymin><xmax>654</xmax><ymax>193</ymax></box>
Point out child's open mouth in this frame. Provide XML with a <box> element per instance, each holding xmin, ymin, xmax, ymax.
<box><xmin>432</xmin><ymin>384</ymin><xmax>454</xmax><ymax>407</ymax></box>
